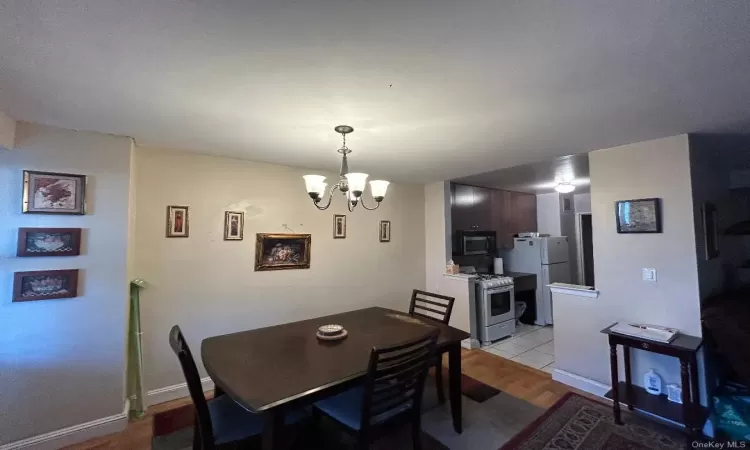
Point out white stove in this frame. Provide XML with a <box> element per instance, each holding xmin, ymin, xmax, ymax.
<box><xmin>474</xmin><ymin>274</ymin><xmax>516</xmax><ymax>345</ymax></box>
<box><xmin>475</xmin><ymin>274</ymin><xmax>514</xmax><ymax>288</ymax></box>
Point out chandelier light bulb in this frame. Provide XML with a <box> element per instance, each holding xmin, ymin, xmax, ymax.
<box><xmin>344</xmin><ymin>173</ymin><xmax>369</xmax><ymax>198</ymax></box>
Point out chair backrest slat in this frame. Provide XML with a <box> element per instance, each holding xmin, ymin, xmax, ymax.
<box><xmin>169</xmin><ymin>325</ymin><xmax>214</xmax><ymax>450</ymax></box>
<box><xmin>359</xmin><ymin>329</ymin><xmax>439</xmax><ymax>433</ymax></box>
<box><xmin>409</xmin><ymin>289</ymin><xmax>455</xmax><ymax>324</ymax></box>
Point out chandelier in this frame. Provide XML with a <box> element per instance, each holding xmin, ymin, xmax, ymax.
<box><xmin>303</xmin><ymin>125</ymin><xmax>389</xmax><ymax>211</ymax></box>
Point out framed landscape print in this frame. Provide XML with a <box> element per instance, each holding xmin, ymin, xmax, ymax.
<box><xmin>13</xmin><ymin>269</ymin><xmax>79</xmax><ymax>302</ymax></box>
<box><xmin>166</xmin><ymin>205</ymin><xmax>189</xmax><ymax>237</ymax></box>
<box><xmin>615</xmin><ymin>198</ymin><xmax>662</xmax><ymax>234</ymax></box>
<box><xmin>255</xmin><ymin>233</ymin><xmax>311</xmax><ymax>271</ymax></box>
<box><xmin>333</xmin><ymin>214</ymin><xmax>346</xmax><ymax>239</ymax></box>
<box><xmin>22</xmin><ymin>170</ymin><xmax>87</xmax><ymax>215</ymax></box>
<box><xmin>17</xmin><ymin>228</ymin><xmax>82</xmax><ymax>257</ymax></box>
<box><xmin>379</xmin><ymin>220</ymin><xmax>391</xmax><ymax>242</ymax></box>
<box><xmin>224</xmin><ymin>211</ymin><xmax>244</xmax><ymax>241</ymax></box>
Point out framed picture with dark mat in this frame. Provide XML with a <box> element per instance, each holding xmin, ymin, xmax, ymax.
<box><xmin>17</xmin><ymin>228</ymin><xmax>82</xmax><ymax>257</ymax></box>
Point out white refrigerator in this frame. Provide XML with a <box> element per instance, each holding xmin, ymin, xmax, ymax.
<box><xmin>501</xmin><ymin>236</ymin><xmax>571</xmax><ymax>325</ymax></box>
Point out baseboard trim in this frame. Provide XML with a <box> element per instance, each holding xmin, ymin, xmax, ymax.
<box><xmin>552</xmin><ymin>369</ymin><xmax>611</xmax><ymax>397</ymax></box>
<box><xmin>0</xmin><ymin>400</ymin><xmax>129</xmax><ymax>450</ymax></box>
<box><xmin>146</xmin><ymin>376</ymin><xmax>214</xmax><ymax>406</ymax></box>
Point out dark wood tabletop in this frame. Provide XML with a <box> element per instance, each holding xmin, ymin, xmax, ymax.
<box><xmin>201</xmin><ymin>306</ymin><xmax>470</xmax><ymax>413</ymax></box>
<box><xmin>601</xmin><ymin>323</ymin><xmax>703</xmax><ymax>352</ymax></box>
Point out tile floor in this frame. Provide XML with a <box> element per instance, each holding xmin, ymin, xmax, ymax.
<box><xmin>480</xmin><ymin>323</ymin><xmax>555</xmax><ymax>373</ymax></box>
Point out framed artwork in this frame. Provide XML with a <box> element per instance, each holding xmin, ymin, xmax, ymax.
<box><xmin>166</xmin><ymin>205</ymin><xmax>189</xmax><ymax>237</ymax></box>
<box><xmin>702</xmin><ymin>202</ymin><xmax>719</xmax><ymax>260</ymax></box>
<box><xmin>255</xmin><ymin>233</ymin><xmax>311</xmax><ymax>271</ymax></box>
<box><xmin>17</xmin><ymin>228</ymin><xmax>82</xmax><ymax>257</ymax></box>
<box><xmin>615</xmin><ymin>198</ymin><xmax>662</xmax><ymax>234</ymax></box>
<box><xmin>13</xmin><ymin>269</ymin><xmax>80</xmax><ymax>302</ymax></box>
<box><xmin>224</xmin><ymin>211</ymin><xmax>244</xmax><ymax>241</ymax></box>
<box><xmin>333</xmin><ymin>214</ymin><xmax>346</xmax><ymax>239</ymax></box>
<box><xmin>379</xmin><ymin>220</ymin><xmax>391</xmax><ymax>242</ymax></box>
<box><xmin>22</xmin><ymin>170</ymin><xmax>87</xmax><ymax>215</ymax></box>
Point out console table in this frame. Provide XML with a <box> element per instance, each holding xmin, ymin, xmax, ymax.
<box><xmin>601</xmin><ymin>323</ymin><xmax>704</xmax><ymax>438</ymax></box>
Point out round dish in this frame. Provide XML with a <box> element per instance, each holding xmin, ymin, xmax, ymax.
<box><xmin>318</xmin><ymin>324</ymin><xmax>344</xmax><ymax>336</ymax></box>
<box><xmin>316</xmin><ymin>329</ymin><xmax>348</xmax><ymax>341</ymax></box>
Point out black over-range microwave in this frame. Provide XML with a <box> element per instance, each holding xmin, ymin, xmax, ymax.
<box><xmin>455</xmin><ymin>230</ymin><xmax>497</xmax><ymax>256</ymax></box>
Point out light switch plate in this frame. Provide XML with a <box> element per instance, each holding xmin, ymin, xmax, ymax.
<box><xmin>642</xmin><ymin>268</ymin><xmax>657</xmax><ymax>282</ymax></box>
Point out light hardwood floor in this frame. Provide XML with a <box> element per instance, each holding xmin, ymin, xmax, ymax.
<box><xmin>65</xmin><ymin>349</ymin><xmax>576</xmax><ymax>450</ymax></box>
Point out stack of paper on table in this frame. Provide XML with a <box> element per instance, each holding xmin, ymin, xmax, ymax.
<box><xmin>611</xmin><ymin>322</ymin><xmax>678</xmax><ymax>343</ymax></box>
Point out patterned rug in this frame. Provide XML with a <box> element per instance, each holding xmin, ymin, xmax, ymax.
<box><xmin>500</xmin><ymin>392</ymin><xmax>686</xmax><ymax>450</ymax></box>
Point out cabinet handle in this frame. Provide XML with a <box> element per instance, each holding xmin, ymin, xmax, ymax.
<box><xmin>641</xmin><ymin>343</ymin><xmax>649</xmax><ymax>350</ymax></box>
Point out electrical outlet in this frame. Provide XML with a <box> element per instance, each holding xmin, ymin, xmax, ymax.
<box><xmin>642</xmin><ymin>268</ymin><xmax>657</xmax><ymax>282</ymax></box>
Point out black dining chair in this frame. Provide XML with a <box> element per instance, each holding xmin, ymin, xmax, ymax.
<box><xmin>169</xmin><ymin>325</ymin><xmax>306</xmax><ymax>450</ymax></box>
<box><xmin>408</xmin><ymin>289</ymin><xmax>455</xmax><ymax>403</ymax></box>
<box><xmin>313</xmin><ymin>329</ymin><xmax>439</xmax><ymax>450</ymax></box>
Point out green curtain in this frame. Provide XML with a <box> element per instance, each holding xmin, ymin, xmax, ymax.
<box><xmin>127</xmin><ymin>280</ymin><xmax>147</xmax><ymax>419</ymax></box>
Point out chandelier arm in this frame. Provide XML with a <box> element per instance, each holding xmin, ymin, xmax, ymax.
<box><xmin>359</xmin><ymin>198</ymin><xmax>381</xmax><ymax>210</ymax></box>
<box><xmin>347</xmin><ymin>199</ymin><xmax>356</xmax><ymax>212</ymax></box>
<box><xmin>313</xmin><ymin>183</ymin><xmax>340</xmax><ymax>210</ymax></box>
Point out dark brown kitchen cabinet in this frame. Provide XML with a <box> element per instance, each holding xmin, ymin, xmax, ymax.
<box><xmin>511</xmin><ymin>192</ymin><xmax>537</xmax><ymax>235</ymax></box>
<box><xmin>491</xmin><ymin>190</ymin><xmax>513</xmax><ymax>248</ymax></box>
<box><xmin>451</xmin><ymin>183</ymin><xmax>475</xmax><ymax>232</ymax></box>
<box><xmin>472</xmin><ymin>186</ymin><xmax>492</xmax><ymax>230</ymax></box>
<box><xmin>451</xmin><ymin>183</ymin><xmax>537</xmax><ymax>247</ymax></box>
<box><xmin>451</xmin><ymin>184</ymin><xmax>491</xmax><ymax>231</ymax></box>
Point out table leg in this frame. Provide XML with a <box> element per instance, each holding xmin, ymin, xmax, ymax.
<box><xmin>623</xmin><ymin>346</ymin><xmax>634</xmax><ymax>411</ymax></box>
<box><xmin>448</xmin><ymin>343</ymin><xmax>462</xmax><ymax>434</ymax></box>
<box><xmin>609</xmin><ymin>342</ymin><xmax>622</xmax><ymax>425</ymax></box>
<box><xmin>689</xmin><ymin>355</ymin><xmax>702</xmax><ymax>438</ymax></box>
<box><xmin>262</xmin><ymin>409</ymin><xmax>283</xmax><ymax>450</ymax></box>
<box><xmin>680</xmin><ymin>358</ymin><xmax>693</xmax><ymax>435</ymax></box>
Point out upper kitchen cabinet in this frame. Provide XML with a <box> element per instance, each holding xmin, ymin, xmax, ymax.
<box><xmin>450</xmin><ymin>184</ymin><xmax>492</xmax><ymax>231</ymax></box>
<box><xmin>451</xmin><ymin>183</ymin><xmax>474</xmax><ymax>231</ymax></box>
<box><xmin>451</xmin><ymin>183</ymin><xmax>537</xmax><ymax>247</ymax></box>
<box><xmin>510</xmin><ymin>191</ymin><xmax>538</xmax><ymax>236</ymax></box>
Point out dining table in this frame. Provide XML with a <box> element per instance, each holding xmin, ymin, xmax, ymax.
<box><xmin>201</xmin><ymin>306</ymin><xmax>470</xmax><ymax>450</ymax></box>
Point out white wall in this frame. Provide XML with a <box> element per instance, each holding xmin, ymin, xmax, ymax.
<box><xmin>135</xmin><ymin>147</ymin><xmax>426</xmax><ymax>393</ymax></box>
<box><xmin>559</xmin><ymin>193</ymin><xmax>578</xmax><ymax>283</ymax></box>
<box><xmin>424</xmin><ymin>182</ymin><xmax>473</xmax><ymax>334</ymax></box>
<box><xmin>0</xmin><ymin>112</ymin><xmax>16</xmax><ymax>150</ymax></box>
<box><xmin>573</xmin><ymin>193</ymin><xmax>591</xmax><ymax>214</ymax></box>
<box><xmin>536</xmin><ymin>192</ymin><xmax>562</xmax><ymax>235</ymax></box>
<box><xmin>0</xmin><ymin>123</ymin><xmax>132</xmax><ymax>444</ymax></box>
<box><xmin>555</xmin><ymin>135</ymin><xmax>702</xmax><ymax>390</ymax></box>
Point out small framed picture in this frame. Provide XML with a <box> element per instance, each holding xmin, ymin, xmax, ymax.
<box><xmin>224</xmin><ymin>211</ymin><xmax>244</xmax><ymax>241</ymax></box>
<box><xmin>702</xmin><ymin>202</ymin><xmax>719</xmax><ymax>260</ymax></box>
<box><xmin>333</xmin><ymin>214</ymin><xmax>346</xmax><ymax>239</ymax></box>
<box><xmin>166</xmin><ymin>205</ymin><xmax>190</xmax><ymax>238</ymax></box>
<box><xmin>615</xmin><ymin>198</ymin><xmax>662</xmax><ymax>234</ymax></box>
<box><xmin>22</xmin><ymin>170</ymin><xmax>87</xmax><ymax>215</ymax></box>
<box><xmin>379</xmin><ymin>220</ymin><xmax>391</xmax><ymax>242</ymax></box>
<box><xmin>17</xmin><ymin>228</ymin><xmax>82</xmax><ymax>257</ymax></box>
<box><xmin>13</xmin><ymin>269</ymin><xmax>80</xmax><ymax>302</ymax></box>
<box><xmin>255</xmin><ymin>233</ymin><xmax>311</xmax><ymax>271</ymax></box>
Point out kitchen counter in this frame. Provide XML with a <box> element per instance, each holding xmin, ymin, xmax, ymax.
<box><xmin>503</xmin><ymin>271</ymin><xmax>536</xmax><ymax>292</ymax></box>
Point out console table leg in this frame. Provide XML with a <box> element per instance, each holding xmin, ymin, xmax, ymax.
<box><xmin>689</xmin><ymin>355</ymin><xmax>702</xmax><ymax>438</ymax></box>
<box><xmin>680</xmin><ymin>358</ymin><xmax>693</xmax><ymax>435</ymax></box>
<box><xmin>623</xmin><ymin>346</ymin><xmax>634</xmax><ymax>411</ymax></box>
<box><xmin>609</xmin><ymin>343</ymin><xmax>622</xmax><ymax>425</ymax></box>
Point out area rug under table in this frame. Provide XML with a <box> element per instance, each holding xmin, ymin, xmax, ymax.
<box><xmin>500</xmin><ymin>392</ymin><xmax>686</xmax><ymax>450</ymax></box>
<box><xmin>153</xmin><ymin>373</ymin><xmax>542</xmax><ymax>450</ymax></box>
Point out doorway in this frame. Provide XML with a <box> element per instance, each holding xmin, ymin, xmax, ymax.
<box><xmin>576</xmin><ymin>213</ymin><xmax>595</xmax><ymax>286</ymax></box>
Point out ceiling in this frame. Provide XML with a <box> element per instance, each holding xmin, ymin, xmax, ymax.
<box><xmin>1</xmin><ymin>1</ymin><xmax>749</xmax><ymax>183</ymax></box>
<box><xmin>453</xmin><ymin>154</ymin><xmax>590</xmax><ymax>194</ymax></box>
